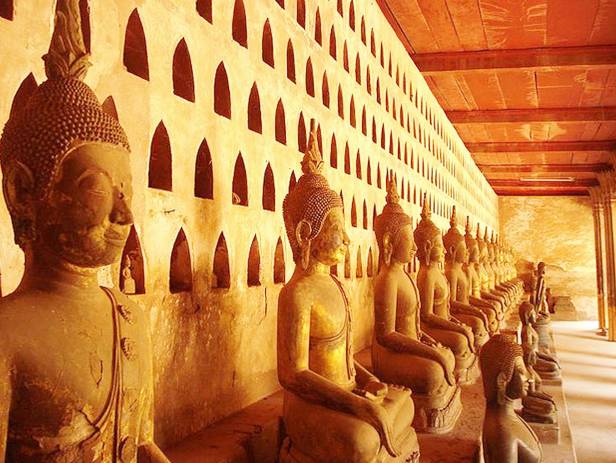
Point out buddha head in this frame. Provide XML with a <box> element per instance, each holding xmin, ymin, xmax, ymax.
<box><xmin>283</xmin><ymin>124</ymin><xmax>347</xmax><ymax>270</ymax></box>
<box><xmin>464</xmin><ymin>217</ymin><xmax>480</xmax><ymax>264</ymax></box>
<box><xmin>476</xmin><ymin>224</ymin><xmax>489</xmax><ymax>265</ymax></box>
<box><xmin>374</xmin><ymin>178</ymin><xmax>415</xmax><ymax>266</ymax></box>
<box><xmin>486</xmin><ymin>229</ymin><xmax>496</xmax><ymax>264</ymax></box>
<box><xmin>442</xmin><ymin>206</ymin><xmax>467</xmax><ymax>265</ymax></box>
<box><xmin>413</xmin><ymin>195</ymin><xmax>444</xmax><ymax>266</ymax></box>
<box><xmin>0</xmin><ymin>0</ymin><xmax>132</xmax><ymax>269</ymax></box>
<box><xmin>537</xmin><ymin>261</ymin><xmax>546</xmax><ymax>278</ymax></box>
<box><xmin>480</xmin><ymin>334</ymin><xmax>530</xmax><ymax>406</ymax></box>
<box><xmin>518</xmin><ymin>301</ymin><xmax>536</xmax><ymax>326</ymax></box>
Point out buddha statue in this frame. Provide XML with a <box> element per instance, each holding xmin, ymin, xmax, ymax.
<box><xmin>413</xmin><ymin>196</ymin><xmax>477</xmax><ymax>383</ymax></box>
<box><xmin>278</xmin><ymin>127</ymin><xmax>419</xmax><ymax>463</ymax></box>
<box><xmin>533</xmin><ymin>262</ymin><xmax>554</xmax><ymax>354</ymax></box>
<box><xmin>518</xmin><ymin>303</ymin><xmax>558</xmax><ymax>424</ymax></box>
<box><xmin>121</xmin><ymin>254</ymin><xmax>136</xmax><ymax>295</ymax></box>
<box><xmin>463</xmin><ymin>217</ymin><xmax>503</xmax><ymax>330</ymax></box>
<box><xmin>484</xmin><ymin>230</ymin><xmax>513</xmax><ymax>308</ymax></box>
<box><xmin>442</xmin><ymin>207</ymin><xmax>491</xmax><ymax>343</ymax></box>
<box><xmin>477</xmin><ymin>225</ymin><xmax>508</xmax><ymax>316</ymax></box>
<box><xmin>372</xmin><ymin>180</ymin><xmax>461</xmax><ymax>434</ymax></box>
<box><xmin>480</xmin><ymin>335</ymin><xmax>542</xmax><ymax>463</ymax></box>
<box><xmin>489</xmin><ymin>233</ymin><xmax>518</xmax><ymax>302</ymax></box>
<box><xmin>0</xmin><ymin>2</ymin><xmax>170</xmax><ymax>462</ymax></box>
<box><xmin>519</xmin><ymin>302</ymin><xmax>560</xmax><ymax>382</ymax></box>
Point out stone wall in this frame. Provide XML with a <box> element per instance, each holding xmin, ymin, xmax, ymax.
<box><xmin>0</xmin><ymin>0</ymin><xmax>498</xmax><ymax>447</ymax></box>
<box><xmin>499</xmin><ymin>196</ymin><xmax>597</xmax><ymax>319</ymax></box>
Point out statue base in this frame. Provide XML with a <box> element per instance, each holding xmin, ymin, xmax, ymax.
<box><xmin>524</xmin><ymin>417</ymin><xmax>561</xmax><ymax>444</ymax></box>
<box><xmin>413</xmin><ymin>386</ymin><xmax>462</xmax><ymax>434</ymax></box>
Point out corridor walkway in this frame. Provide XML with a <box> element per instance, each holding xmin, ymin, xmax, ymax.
<box><xmin>552</xmin><ymin>321</ymin><xmax>616</xmax><ymax>463</ymax></box>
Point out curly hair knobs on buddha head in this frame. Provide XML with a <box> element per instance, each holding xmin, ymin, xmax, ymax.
<box><xmin>374</xmin><ymin>178</ymin><xmax>412</xmax><ymax>256</ymax></box>
<box><xmin>480</xmin><ymin>334</ymin><xmax>524</xmax><ymax>403</ymax></box>
<box><xmin>443</xmin><ymin>206</ymin><xmax>465</xmax><ymax>259</ymax></box>
<box><xmin>0</xmin><ymin>0</ymin><xmax>130</xmax><ymax>248</ymax></box>
<box><xmin>413</xmin><ymin>193</ymin><xmax>441</xmax><ymax>264</ymax></box>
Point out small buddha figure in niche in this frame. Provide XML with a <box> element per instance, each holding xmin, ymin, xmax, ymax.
<box><xmin>413</xmin><ymin>196</ymin><xmax>477</xmax><ymax>383</ymax></box>
<box><xmin>476</xmin><ymin>225</ymin><xmax>508</xmax><ymax>316</ymax></box>
<box><xmin>480</xmin><ymin>335</ymin><xmax>542</xmax><ymax>463</ymax></box>
<box><xmin>442</xmin><ymin>207</ymin><xmax>490</xmax><ymax>345</ymax></box>
<box><xmin>463</xmin><ymin>217</ymin><xmax>502</xmax><ymax>331</ymax></box>
<box><xmin>0</xmin><ymin>2</ymin><xmax>170</xmax><ymax>461</ymax></box>
<box><xmin>372</xmin><ymin>180</ymin><xmax>461</xmax><ymax>434</ymax></box>
<box><xmin>121</xmin><ymin>254</ymin><xmax>136</xmax><ymax>295</ymax></box>
<box><xmin>518</xmin><ymin>303</ymin><xmax>558</xmax><ymax>424</ymax></box>
<box><xmin>278</xmin><ymin>128</ymin><xmax>419</xmax><ymax>463</ymax></box>
<box><xmin>519</xmin><ymin>302</ymin><xmax>560</xmax><ymax>382</ymax></box>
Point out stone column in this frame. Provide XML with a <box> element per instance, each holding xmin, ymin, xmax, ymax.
<box><xmin>589</xmin><ymin>186</ymin><xmax>608</xmax><ymax>334</ymax></box>
<box><xmin>599</xmin><ymin>172</ymin><xmax>616</xmax><ymax>342</ymax></box>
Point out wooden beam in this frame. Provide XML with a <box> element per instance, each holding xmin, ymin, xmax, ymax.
<box><xmin>490</xmin><ymin>178</ymin><xmax>598</xmax><ymax>188</ymax></box>
<box><xmin>467</xmin><ymin>141</ymin><xmax>616</xmax><ymax>153</ymax></box>
<box><xmin>448</xmin><ymin>107</ymin><xmax>616</xmax><ymax>124</ymax></box>
<box><xmin>478</xmin><ymin>163</ymin><xmax>610</xmax><ymax>173</ymax></box>
<box><xmin>412</xmin><ymin>45</ymin><xmax>616</xmax><ymax>75</ymax></box>
<box><xmin>495</xmin><ymin>189</ymin><xmax>590</xmax><ymax>197</ymax></box>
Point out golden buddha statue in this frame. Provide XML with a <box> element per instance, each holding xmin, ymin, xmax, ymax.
<box><xmin>413</xmin><ymin>197</ymin><xmax>477</xmax><ymax>384</ymax></box>
<box><xmin>476</xmin><ymin>225</ymin><xmax>508</xmax><ymax>316</ymax></box>
<box><xmin>480</xmin><ymin>335</ymin><xmax>542</xmax><ymax>463</ymax></box>
<box><xmin>372</xmin><ymin>180</ymin><xmax>461</xmax><ymax>434</ymax></box>
<box><xmin>0</xmin><ymin>2</ymin><xmax>169</xmax><ymax>462</ymax></box>
<box><xmin>442</xmin><ymin>207</ymin><xmax>491</xmax><ymax>344</ymax></box>
<box><xmin>484</xmin><ymin>230</ymin><xmax>513</xmax><ymax>308</ymax></box>
<box><xmin>489</xmin><ymin>233</ymin><xmax>518</xmax><ymax>303</ymax></box>
<box><xmin>519</xmin><ymin>302</ymin><xmax>560</xmax><ymax>382</ymax></box>
<box><xmin>278</xmin><ymin>128</ymin><xmax>419</xmax><ymax>463</ymax></box>
<box><xmin>533</xmin><ymin>262</ymin><xmax>555</xmax><ymax>355</ymax></box>
<box><xmin>518</xmin><ymin>303</ymin><xmax>558</xmax><ymax>424</ymax></box>
<box><xmin>463</xmin><ymin>217</ymin><xmax>502</xmax><ymax>330</ymax></box>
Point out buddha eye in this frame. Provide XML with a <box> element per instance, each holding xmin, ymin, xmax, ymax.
<box><xmin>118</xmin><ymin>192</ymin><xmax>125</xmax><ymax>200</ymax></box>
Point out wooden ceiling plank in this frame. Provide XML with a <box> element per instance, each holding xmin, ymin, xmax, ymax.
<box><xmin>412</xmin><ymin>45</ymin><xmax>616</xmax><ymax>75</ymax></box>
<box><xmin>376</xmin><ymin>0</ymin><xmax>435</xmax><ymax>53</ymax></box>
<box><xmin>478</xmin><ymin>162</ymin><xmax>610</xmax><ymax>173</ymax></box>
<box><xmin>445</xmin><ymin>0</ymin><xmax>489</xmax><ymax>50</ymax></box>
<box><xmin>478</xmin><ymin>0</ymin><xmax>547</xmax><ymax>50</ymax></box>
<box><xmin>546</xmin><ymin>0</ymin><xmax>599</xmax><ymax>47</ymax></box>
<box><xmin>496</xmin><ymin>70</ymin><xmax>539</xmax><ymax>108</ymax></box>
<box><xmin>447</xmin><ymin>106</ymin><xmax>616</xmax><ymax>123</ymax></box>
<box><xmin>461</xmin><ymin>71</ymin><xmax>507</xmax><ymax>109</ymax></box>
<box><xmin>430</xmin><ymin>74</ymin><xmax>473</xmax><ymax>109</ymax></box>
<box><xmin>467</xmin><ymin>140</ymin><xmax>616</xmax><ymax>152</ymax></box>
<box><xmin>416</xmin><ymin>0</ymin><xmax>463</xmax><ymax>51</ymax></box>
<box><xmin>495</xmin><ymin>189</ymin><xmax>590</xmax><ymax>196</ymax></box>
<box><xmin>589</xmin><ymin>0</ymin><xmax>616</xmax><ymax>45</ymax></box>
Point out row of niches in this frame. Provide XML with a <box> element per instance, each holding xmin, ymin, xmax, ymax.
<box><xmin>118</xmin><ymin>225</ymin><xmax>379</xmax><ymax>295</ymax></box>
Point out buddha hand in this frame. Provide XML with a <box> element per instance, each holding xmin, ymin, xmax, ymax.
<box><xmin>358</xmin><ymin>399</ymin><xmax>401</xmax><ymax>458</ymax></box>
<box><xmin>363</xmin><ymin>379</ymin><xmax>388</xmax><ymax>400</ymax></box>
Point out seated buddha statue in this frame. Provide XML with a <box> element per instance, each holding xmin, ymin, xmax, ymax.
<box><xmin>519</xmin><ymin>302</ymin><xmax>560</xmax><ymax>381</ymax></box>
<box><xmin>0</xmin><ymin>2</ymin><xmax>169</xmax><ymax>461</ymax></box>
<box><xmin>489</xmin><ymin>233</ymin><xmax>517</xmax><ymax>302</ymax></box>
<box><xmin>518</xmin><ymin>303</ymin><xmax>558</xmax><ymax>424</ymax></box>
<box><xmin>442</xmin><ymin>207</ymin><xmax>491</xmax><ymax>344</ymax></box>
<box><xmin>485</xmin><ymin>231</ymin><xmax>513</xmax><ymax>308</ymax></box>
<box><xmin>480</xmin><ymin>335</ymin><xmax>542</xmax><ymax>463</ymax></box>
<box><xmin>533</xmin><ymin>262</ymin><xmax>555</xmax><ymax>355</ymax></box>
<box><xmin>463</xmin><ymin>217</ymin><xmax>502</xmax><ymax>330</ymax></box>
<box><xmin>372</xmin><ymin>180</ymin><xmax>461</xmax><ymax>434</ymax></box>
<box><xmin>414</xmin><ymin>197</ymin><xmax>477</xmax><ymax>384</ymax></box>
<box><xmin>477</xmin><ymin>225</ymin><xmax>509</xmax><ymax>315</ymax></box>
<box><xmin>278</xmin><ymin>128</ymin><xmax>419</xmax><ymax>463</ymax></box>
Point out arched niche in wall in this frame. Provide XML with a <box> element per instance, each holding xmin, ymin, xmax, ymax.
<box><xmin>377</xmin><ymin>164</ymin><xmax>382</xmax><ymax>189</ymax></box>
<box><xmin>366</xmin><ymin>158</ymin><xmax>372</xmax><ymax>185</ymax></box>
<box><xmin>286</xmin><ymin>40</ymin><xmax>296</xmax><ymax>82</ymax></box>
<box><xmin>297</xmin><ymin>0</ymin><xmax>306</xmax><ymax>28</ymax></box>
<box><xmin>262</xmin><ymin>163</ymin><xmax>276</xmax><ymax>211</ymax></box>
<box><xmin>344</xmin><ymin>247</ymin><xmax>351</xmax><ymax>279</ymax></box>
<box><xmin>232</xmin><ymin>0</ymin><xmax>248</xmax><ymax>47</ymax></box>
<box><xmin>196</xmin><ymin>0</ymin><xmax>212</xmax><ymax>23</ymax></box>
<box><xmin>355</xmin><ymin>150</ymin><xmax>362</xmax><ymax>179</ymax></box>
<box><xmin>288</xmin><ymin>171</ymin><xmax>297</xmax><ymax>193</ymax></box>
<box><xmin>212</xmin><ymin>232</ymin><xmax>230</xmax><ymax>289</ymax></box>
<box><xmin>214</xmin><ymin>63</ymin><xmax>231</xmax><ymax>118</ymax></box>
<box><xmin>305</xmin><ymin>58</ymin><xmax>315</xmax><ymax>97</ymax></box>
<box><xmin>351</xmin><ymin>198</ymin><xmax>357</xmax><ymax>228</ymax></box>
<box><xmin>349</xmin><ymin>1</ymin><xmax>355</xmax><ymax>30</ymax></box>
<box><xmin>355</xmin><ymin>54</ymin><xmax>362</xmax><ymax>84</ymax></box>
<box><xmin>322</xmin><ymin>71</ymin><xmax>330</xmax><ymax>107</ymax></box>
<box><xmin>123</xmin><ymin>9</ymin><xmax>149</xmax><ymax>80</ymax></box>
<box><xmin>361</xmin><ymin>106</ymin><xmax>367</xmax><ymax>134</ymax></box>
<box><xmin>247</xmin><ymin>235</ymin><xmax>261</xmax><ymax>286</ymax></box>
<box><xmin>356</xmin><ymin>247</ymin><xmax>363</xmax><ymax>278</ymax></box>
<box><xmin>330</xmin><ymin>263</ymin><xmax>338</xmax><ymax>277</ymax></box>
<box><xmin>297</xmin><ymin>112</ymin><xmax>307</xmax><ymax>152</ymax></box>
<box><xmin>10</xmin><ymin>73</ymin><xmax>37</xmax><ymax>118</ymax></box>
<box><xmin>195</xmin><ymin>138</ymin><xmax>213</xmax><ymax>199</ymax></box>
<box><xmin>170</xmin><ymin>228</ymin><xmax>192</xmax><ymax>293</ymax></box>
<box><xmin>273</xmin><ymin>237</ymin><xmax>286</xmax><ymax>284</ymax></box>
<box><xmin>262</xmin><ymin>20</ymin><xmax>275</xmax><ymax>67</ymax></box>
<box><xmin>329</xmin><ymin>26</ymin><xmax>337</xmax><ymax>60</ymax></box>
<box><xmin>314</xmin><ymin>8</ymin><xmax>322</xmax><ymax>45</ymax></box>
<box><xmin>367</xmin><ymin>247</ymin><xmax>374</xmax><ymax>277</ymax></box>
<box><xmin>172</xmin><ymin>38</ymin><xmax>195</xmax><ymax>102</ymax></box>
<box><xmin>275</xmin><ymin>100</ymin><xmax>287</xmax><ymax>144</ymax></box>
<box><xmin>148</xmin><ymin>122</ymin><xmax>172</xmax><ymax>191</ymax></box>
<box><xmin>344</xmin><ymin>143</ymin><xmax>351</xmax><ymax>175</ymax></box>
<box><xmin>232</xmin><ymin>153</ymin><xmax>248</xmax><ymax>206</ymax></box>
<box><xmin>349</xmin><ymin>96</ymin><xmax>356</xmax><ymax>127</ymax></box>
<box><xmin>337</xmin><ymin>86</ymin><xmax>344</xmax><ymax>119</ymax></box>
<box><xmin>120</xmin><ymin>225</ymin><xmax>145</xmax><ymax>295</ymax></box>
<box><xmin>0</xmin><ymin>0</ymin><xmax>13</xmax><ymax>19</ymax></box>
<box><xmin>362</xmin><ymin>200</ymin><xmax>368</xmax><ymax>230</ymax></box>
<box><xmin>330</xmin><ymin>135</ymin><xmax>338</xmax><ymax>168</ymax></box>
<box><xmin>370</xmin><ymin>30</ymin><xmax>376</xmax><ymax>56</ymax></box>
<box><xmin>343</xmin><ymin>42</ymin><xmax>349</xmax><ymax>72</ymax></box>
<box><xmin>360</xmin><ymin>17</ymin><xmax>366</xmax><ymax>44</ymax></box>
<box><xmin>101</xmin><ymin>96</ymin><xmax>119</xmax><ymax>122</ymax></box>
<box><xmin>247</xmin><ymin>83</ymin><xmax>262</xmax><ymax>133</ymax></box>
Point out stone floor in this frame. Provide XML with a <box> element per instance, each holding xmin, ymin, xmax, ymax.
<box><xmin>552</xmin><ymin>320</ymin><xmax>616</xmax><ymax>463</ymax></box>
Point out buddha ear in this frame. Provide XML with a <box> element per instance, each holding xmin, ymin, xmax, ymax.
<box><xmin>3</xmin><ymin>160</ymin><xmax>36</xmax><ymax>218</ymax></box>
<box><xmin>295</xmin><ymin>219</ymin><xmax>312</xmax><ymax>247</ymax></box>
<box><xmin>496</xmin><ymin>371</ymin><xmax>509</xmax><ymax>405</ymax></box>
<box><xmin>383</xmin><ymin>232</ymin><xmax>393</xmax><ymax>266</ymax></box>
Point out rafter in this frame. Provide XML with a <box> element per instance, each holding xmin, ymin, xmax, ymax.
<box><xmin>467</xmin><ymin>141</ymin><xmax>616</xmax><ymax>153</ymax></box>
<box><xmin>494</xmin><ymin>188</ymin><xmax>590</xmax><ymax>196</ymax></box>
<box><xmin>448</xmin><ymin>107</ymin><xmax>616</xmax><ymax>124</ymax></box>
<box><xmin>478</xmin><ymin>163</ymin><xmax>611</xmax><ymax>173</ymax></box>
<box><xmin>490</xmin><ymin>178</ymin><xmax>598</xmax><ymax>188</ymax></box>
<box><xmin>412</xmin><ymin>46</ymin><xmax>616</xmax><ymax>75</ymax></box>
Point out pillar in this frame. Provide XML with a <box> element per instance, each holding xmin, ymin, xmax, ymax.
<box><xmin>589</xmin><ymin>186</ymin><xmax>608</xmax><ymax>334</ymax></box>
<box><xmin>599</xmin><ymin>172</ymin><xmax>616</xmax><ymax>341</ymax></box>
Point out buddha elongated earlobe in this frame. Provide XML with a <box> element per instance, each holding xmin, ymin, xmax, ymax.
<box><xmin>496</xmin><ymin>371</ymin><xmax>509</xmax><ymax>405</ymax></box>
<box><xmin>296</xmin><ymin>219</ymin><xmax>312</xmax><ymax>270</ymax></box>
<box><xmin>423</xmin><ymin>241</ymin><xmax>431</xmax><ymax>266</ymax></box>
<box><xmin>383</xmin><ymin>232</ymin><xmax>392</xmax><ymax>266</ymax></box>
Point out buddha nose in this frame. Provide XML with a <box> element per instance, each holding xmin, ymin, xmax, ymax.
<box><xmin>110</xmin><ymin>192</ymin><xmax>134</xmax><ymax>226</ymax></box>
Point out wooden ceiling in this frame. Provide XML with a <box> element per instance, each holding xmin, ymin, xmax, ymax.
<box><xmin>378</xmin><ymin>0</ymin><xmax>616</xmax><ymax>195</ymax></box>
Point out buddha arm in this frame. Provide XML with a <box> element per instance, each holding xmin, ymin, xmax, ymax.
<box><xmin>278</xmin><ymin>294</ymin><xmax>400</xmax><ymax>457</ymax></box>
<box><xmin>451</xmin><ymin>301</ymin><xmax>488</xmax><ymax>326</ymax></box>
<box><xmin>374</xmin><ymin>279</ymin><xmax>455</xmax><ymax>385</ymax></box>
<box><xmin>0</xmin><ymin>348</ymin><xmax>10</xmax><ymax>463</ymax></box>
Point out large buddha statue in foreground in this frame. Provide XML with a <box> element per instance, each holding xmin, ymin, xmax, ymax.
<box><xmin>442</xmin><ymin>207</ymin><xmax>492</xmax><ymax>341</ymax></box>
<box><xmin>278</xmin><ymin>129</ymin><xmax>419</xmax><ymax>463</ymax></box>
<box><xmin>463</xmin><ymin>218</ymin><xmax>503</xmax><ymax>327</ymax></box>
<box><xmin>480</xmin><ymin>335</ymin><xmax>542</xmax><ymax>463</ymax></box>
<box><xmin>0</xmin><ymin>1</ymin><xmax>169</xmax><ymax>462</ymax></box>
<box><xmin>372</xmin><ymin>180</ymin><xmax>461</xmax><ymax>434</ymax></box>
<box><xmin>414</xmin><ymin>198</ymin><xmax>477</xmax><ymax>383</ymax></box>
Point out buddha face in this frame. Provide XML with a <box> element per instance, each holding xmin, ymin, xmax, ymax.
<box><xmin>453</xmin><ymin>240</ymin><xmax>467</xmax><ymax>264</ymax></box>
<box><xmin>429</xmin><ymin>234</ymin><xmax>445</xmax><ymax>264</ymax></box>
<box><xmin>468</xmin><ymin>242</ymin><xmax>480</xmax><ymax>263</ymax></box>
<box><xmin>36</xmin><ymin>143</ymin><xmax>133</xmax><ymax>268</ymax></box>
<box><xmin>505</xmin><ymin>356</ymin><xmax>531</xmax><ymax>400</ymax></box>
<box><xmin>310</xmin><ymin>207</ymin><xmax>349</xmax><ymax>266</ymax></box>
<box><xmin>392</xmin><ymin>225</ymin><xmax>416</xmax><ymax>264</ymax></box>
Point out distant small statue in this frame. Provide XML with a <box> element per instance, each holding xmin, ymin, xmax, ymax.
<box><xmin>520</xmin><ymin>302</ymin><xmax>561</xmax><ymax>381</ymax></box>
<box><xmin>121</xmin><ymin>254</ymin><xmax>136</xmax><ymax>295</ymax></box>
